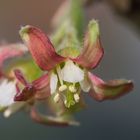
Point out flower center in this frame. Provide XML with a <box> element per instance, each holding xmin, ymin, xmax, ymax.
<box><xmin>51</xmin><ymin>60</ymin><xmax>84</xmax><ymax>108</ymax></box>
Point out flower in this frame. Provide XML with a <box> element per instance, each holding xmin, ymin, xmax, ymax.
<box><xmin>14</xmin><ymin>19</ymin><xmax>133</xmax><ymax>109</ymax></box>
<box><xmin>0</xmin><ymin>19</ymin><xmax>134</xmax><ymax>126</ymax></box>
<box><xmin>0</xmin><ymin>43</ymin><xmax>79</xmax><ymax>126</ymax></box>
<box><xmin>0</xmin><ymin>43</ymin><xmax>43</xmax><ymax>116</ymax></box>
<box><xmin>0</xmin><ymin>43</ymin><xmax>27</xmax><ymax>107</ymax></box>
<box><xmin>0</xmin><ymin>43</ymin><xmax>31</xmax><ymax>118</ymax></box>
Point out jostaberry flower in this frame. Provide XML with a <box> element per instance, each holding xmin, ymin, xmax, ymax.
<box><xmin>15</xmin><ymin>20</ymin><xmax>133</xmax><ymax>109</ymax></box>
<box><xmin>0</xmin><ymin>43</ymin><xmax>76</xmax><ymax>126</ymax></box>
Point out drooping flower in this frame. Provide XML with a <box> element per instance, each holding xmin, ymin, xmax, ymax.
<box><xmin>0</xmin><ymin>43</ymin><xmax>79</xmax><ymax>126</ymax></box>
<box><xmin>14</xmin><ymin>19</ymin><xmax>133</xmax><ymax>109</ymax></box>
<box><xmin>0</xmin><ymin>43</ymin><xmax>45</xmax><ymax>113</ymax></box>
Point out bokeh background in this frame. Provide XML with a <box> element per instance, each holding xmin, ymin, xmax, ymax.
<box><xmin>0</xmin><ymin>0</ymin><xmax>140</xmax><ymax>140</ymax></box>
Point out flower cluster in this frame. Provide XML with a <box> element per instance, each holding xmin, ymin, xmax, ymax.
<box><xmin>0</xmin><ymin>20</ymin><xmax>133</xmax><ymax>126</ymax></box>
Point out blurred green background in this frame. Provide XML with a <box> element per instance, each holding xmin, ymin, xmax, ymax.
<box><xmin>0</xmin><ymin>0</ymin><xmax>140</xmax><ymax>140</ymax></box>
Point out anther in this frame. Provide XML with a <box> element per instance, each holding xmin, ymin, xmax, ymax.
<box><xmin>59</xmin><ymin>85</ymin><xmax>67</xmax><ymax>92</ymax></box>
<box><xmin>69</xmin><ymin>85</ymin><xmax>77</xmax><ymax>93</ymax></box>
<box><xmin>74</xmin><ymin>94</ymin><xmax>80</xmax><ymax>103</ymax></box>
<box><xmin>53</xmin><ymin>93</ymin><xmax>60</xmax><ymax>103</ymax></box>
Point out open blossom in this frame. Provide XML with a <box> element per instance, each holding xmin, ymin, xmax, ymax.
<box><xmin>13</xmin><ymin>20</ymin><xmax>133</xmax><ymax>109</ymax></box>
<box><xmin>0</xmin><ymin>43</ymin><xmax>80</xmax><ymax>126</ymax></box>
<box><xmin>0</xmin><ymin>20</ymin><xmax>134</xmax><ymax>126</ymax></box>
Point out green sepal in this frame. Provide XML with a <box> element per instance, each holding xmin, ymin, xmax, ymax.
<box><xmin>52</xmin><ymin>20</ymin><xmax>80</xmax><ymax>58</ymax></box>
<box><xmin>87</xmin><ymin>20</ymin><xmax>99</xmax><ymax>46</ymax></box>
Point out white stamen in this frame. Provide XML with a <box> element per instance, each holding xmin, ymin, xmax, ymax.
<box><xmin>69</xmin><ymin>85</ymin><xmax>77</xmax><ymax>93</ymax></box>
<box><xmin>56</xmin><ymin>65</ymin><xmax>63</xmax><ymax>85</ymax></box>
<box><xmin>74</xmin><ymin>94</ymin><xmax>80</xmax><ymax>103</ymax></box>
<box><xmin>53</xmin><ymin>93</ymin><xmax>60</xmax><ymax>103</ymax></box>
<box><xmin>59</xmin><ymin>85</ymin><xmax>67</xmax><ymax>92</ymax></box>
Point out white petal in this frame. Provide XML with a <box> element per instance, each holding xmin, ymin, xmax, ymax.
<box><xmin>0</xmin><ymin>79</ymin><xmax>16</xmax><ymax>107</ymax></box>
<box><xmin>50</xmin><ymin>73</ymin><xmax>58</xmax><ymax>94</ymax></box>
<box><xmin>61</xmin><ymin>60</ymin><xmax>84</xmax><ymax>83</ymax></box>
<box><xmin>80</xmin><ymin>77</ymin><xmax>91</xmax><ymax>92</ymax></box>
